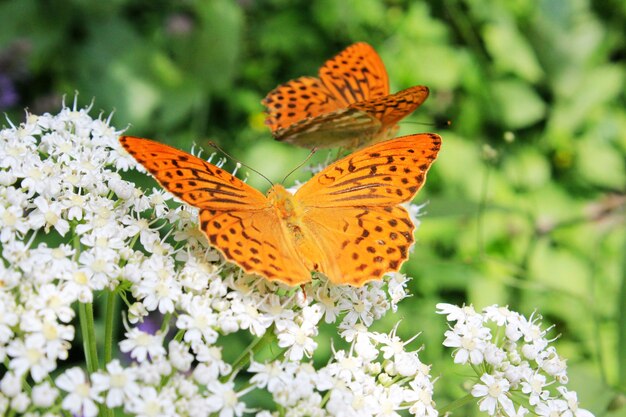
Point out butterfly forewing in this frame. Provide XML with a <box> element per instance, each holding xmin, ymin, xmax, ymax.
<box><xmin>318</xmin><ymin>42</ymin><xmax>389</xmax><ymax>106</ymax></box>
<box><xmin>119</xmin><ymin>136</ymin><xmax>268</xmax><ymax>211</ymax></box>
<box><xmin>262</xmin><ymin>76</ymin><xmax>342</xmax><ymax>133</ymax></box>
<box><xmin>295</xmin><ymin>133</ymin><xmax>442</xmax><ymax>208</ymax></box>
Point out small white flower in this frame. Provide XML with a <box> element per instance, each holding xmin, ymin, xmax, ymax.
<box><xmin>10</xmin><ymin>392</ymin><xmax>30</xmax><ymax>413</ymax></box>
<box><xmin>168</xmin><ymin>340</ymin><xmax>194</xmax><ymax>372</ymax></box>
<box><xmin>7</xmin><ymin>335</ymin><xmax>56</xmax><ymax>382</ymax></box>
<box><xmin>374</xmin><ymin>384</ymin><xmax>405</xmax><ymax>417</ymax></box>
<box><xmin>557</xmin><ymin>386</ymin><xmax>595</xmax><ymax>417</ymax></box>
<box><xmin>535</xmin><ymin>398</ymin><xmax>569</xmax><ymax>417</ymax></box>
<box><xmin>133</xmin><ymin>260</ymin><xmax>181</xmax><ymax>314</ymax></box>
<box><xmin>314</xmin><ymin>285</ymin><xmax>342</xmax><ymax>323</ymax></box>
<box><xmin>119</xmin><ymin>327</ymin><xmax>166</xmax><ymax>362</ymax></box>
<box><xmin>538</xmin><ymin>347</ymin><xmax>568</xmax><ymax>382</ymax></box>
<box><xmin>28</xmin><ymin>283</ymin><xmax>76</xmax><ymax>323</ymax></box>
<box><xmin>31</xmin><ymin>381</ymin><xmax>59</xmax><ymax>408</ymax></box>
<box><xmin>0</xmin><ymin>204</ymin><xmax>29</xmax><ymax>242</ymax></box>
<box><xmin>207</xmin><ymin>380</ymin><xmax>250</xmax><ymax>417</ymax></box>
<box><xmin>276</xmin><ymin>320</ymin><xmax>318</xmax><ymax>361</ymax></box>
<box><xmin>20</xmin><ymin>312</ymin><xmax>74</xmax><ymax>361</ymax></box>
<box><xmin>436</xmin><ymin>303</ymin><xmax>480</xmax><ymax>325</ymax></box>
<box><xmin>128</xmin><ymin>301</ymin><xmax>149</xmax><ymax>324</ymax></box>
<box><xmin>442</xmin><ymin>325</ymin><xmax>487</xmax><ymax>365</ymax></box>
<box><xmin>176</xmin><ymin>296</ymin><xmax>219</xmax><ymax>346</ymax></box>
<box><xmin>91</xmin><ymin>359</ymin><xmax>139</xmax><ymax>408</ymax></box>
<box><xmin>471</xmin><ymin>373</ymin><xmax>514</xmax><ymax>416</ymax></box>
<box><xmin>29</xmin><ymin>196</ymin><xmax>70</xmax><ymax>236</ymax></box>
<box><xmin>521</xmin><ymin>372</ymin><xmax>549</xmax><ymax>405</ymax></box>
<box><xmin>55</xmin><ymin>367</ymin><xmax>101</xmax><ymax>417</ymax></box>
<box><xmin>230</xmin><ymin>295</ymin><xmax>273</xmax><ymax>337</ymax></box>
<box><xmin>126</xmin><ymin>385</ymin><xmax>175</xmax><ymax>417</ymax></box>
<box><xmin>249</xmin><ymin>360</ymin><xmax>292</xmax><ymax>393</ymax></box>
<box><xmin>193</xmin><ymin>344</ymin><xmax>231</xmax><ymax>380</ymax></box>
<box><xmin>0</xmin><ymin>372</ymin><xmax>22</xmax><ymax>397</ymax></box>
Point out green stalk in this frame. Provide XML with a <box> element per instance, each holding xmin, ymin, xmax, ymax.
<box><xmin>437</xmin><ymin>393</ymin><xmax>476</xmax><ymax>414</ymax></box>
<box><xmin>104</xmin><ymin>289</ymin><xmax>118</xmax><ymax>364</ymax></box>
<box><xmin>618</xmin><ymin>222</ymin><xmax>626</xmax><ymax>390</ymax></box>
<box><xmin>78</xmin><ymin>302</ymin><xmax>108</xmax><ymax>416</ymax></box>
<box><xmin>78</xmin><ymin>302</ymin><xmax>99</xmax><ymax>373</ymax></box>
<box><xmin>227</xmin><ymin>325</ymin><xmax>278</xmax><ymax>380</ymax></box>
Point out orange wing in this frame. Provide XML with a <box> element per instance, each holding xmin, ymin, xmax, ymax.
<box><xmin>119</xmin><ymin>136</ymin><xmax>311</xmax><ymax>285</ymax></box>
<box><xmin>119</xmin><ymin>136</ymin><xmax>267</xmax><ymax>210</ymax></box>
<box><xmin>295</xmin><ymin>133</ymin><xmax>442</xmax><ymax>208</ymax></box>
<box><xmin>198</xmin><ymin>209</ymin><xmax>312</xmax><ymax>285</ymax></box>
<box><xmin>269</xmin><ymin>108</ymin><xmax>382</xmax><ymax>150</ymax></box>
<box><xmin>262</xmin><ymin>43</ymin><xmax>430</xmax><ymax>149</ymax></box>
<box><xmin>293</xmin><ymin>133</ymin><xmax>442</xmax><ymax>286</ymax></box>
<box><xmin>317</xmin><ymin>42</ymin><xmax>389</xmax><ymax>106</ymax></box>
<box><xmin>261</xmin><ymin>76</ymin><xmax>342</xmax><ymax>134</ymax></box>
<box><xmin>350</xmin><ymin>85</ymin><xmax>430</xmax><ymax>133</ymax></box>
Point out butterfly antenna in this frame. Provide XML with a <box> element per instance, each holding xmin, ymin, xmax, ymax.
<box><xmin>207</xmin><ymin>141</ymin><xmax>274</xmax><ymax>186</ymax></box>
<box><xmin>402</xmin><ymin>119</ymin><xmax>452</xmax><ymax>129</ymax></box>
<box><xmin>281</xmin><ymin>148</ymin><xmax>318</xmax><ymax>184</ymax></box>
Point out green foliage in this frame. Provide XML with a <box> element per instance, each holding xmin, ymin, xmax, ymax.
<box><xmin>2</xmin><ymin>0</ymin><xmax>624</xmax><ymax>414</ymax></box>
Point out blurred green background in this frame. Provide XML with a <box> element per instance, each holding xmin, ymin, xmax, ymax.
<box><xmin>1</xmin><ymin>0</ymin><xmax>624</xmax><ymax>414</ymax></box>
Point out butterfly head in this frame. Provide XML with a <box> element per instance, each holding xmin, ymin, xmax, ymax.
<box><xmin>267</xmin><ymin>184</ymin><xmax>303</xmax><ymax>221</ymax></box>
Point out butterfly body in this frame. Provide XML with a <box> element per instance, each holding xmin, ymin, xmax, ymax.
<box><xmin>119</xmin><ymin>133</ymin><xmax>441</xmax><ymax>286</ymax></box>
<box><xmin>262</xmin><ymin>43</ymin><xmax>429</xmax><ymax>149</ymax></box>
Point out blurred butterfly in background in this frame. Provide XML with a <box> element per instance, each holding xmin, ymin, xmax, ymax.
<box><xmin>262</xmin><ymin>42</ymin><xmax>430</xmax><ymax>149</ymax></box>
<box><xmin>119</xmin><ymin>133</ymin><xmax>441</xmax><ymax>287</ymax></box>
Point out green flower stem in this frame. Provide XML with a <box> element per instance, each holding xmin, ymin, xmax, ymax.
<box><xmin>78</xmin><ymin>301</ymin><xmax>108</xmax><ymax>417</ymax></box>
<box><xmin>227</xmin><ymin>325</ymin><xmax>278</xmax><ymax>380</ymax></box>
<box><xmin>437</xmin><ymin>393</ymin><xmax>476</xmax><ymax>415</ymax></box>
<box><xmin>104</xmin><ymin>289</ymin><xmax>117</xmax><ymax>364</ymax></box>
<box><xmin>160</xmin><ymin>312</ymin><xmax>172</xmax><ymax>333</ymax></box>
<box><xmin>174</xmin><ymin>328</ymin><xmax>185</xmax><ymax>342</ymax></box>
<box><xmin>619</xmin><ymin>222</ymin><xmax>626</xmax><ymax>388</ymax></box>
<box><xmin>78</xmin><ymin>302</ymin><xmax>99</xmax><ymax>373</ymax></box>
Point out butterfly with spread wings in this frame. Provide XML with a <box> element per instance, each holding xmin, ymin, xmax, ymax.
<box><xmin>119</xmin><ymin>133</ymin><xmax>441</xmax><ymax>286</ymax></box>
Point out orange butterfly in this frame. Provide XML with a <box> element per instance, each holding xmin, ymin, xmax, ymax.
<box><xmin>119</xmin><ymin>134</ymin><xmax>441</xmax><ymax>286</ymax></box>
<box><xmin>262</xmin><ymin>42</ymin><xmax>430</xmax><ymax>149</ymax></box>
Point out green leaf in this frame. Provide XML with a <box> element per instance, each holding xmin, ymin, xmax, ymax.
<box><xmin>503</xmin><ymin>148</ymin><xmax>551</xmax><ymax>190</ymax></box>
<box><xmin>575</xmin><ymin>136</ymin><xmax>626</xmax><ymax>189</ymax></box>
<box><xmin>491</xmin><ymin>79</ymin><xmax>547</xmax><ymax>128</ymax></box>
<box><xmin>483</xmin><ymin>22</ymin><xmax>544</xmax><ymax>82</ymax></box>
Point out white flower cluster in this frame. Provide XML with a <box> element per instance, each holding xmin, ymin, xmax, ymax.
<box><xmin>437</xmin><ymin>303</ymin><xmax>594</xmax><ymax>417</ymax></box>
<box><xmin>0</xmin><ymin>101</ymin><xmax>435</xmax><ymax>416</ymax></box>
<box><xmin>251</xmin><ymin>323</ymin><xmax>436</xmax><ymax>417</ymax></box>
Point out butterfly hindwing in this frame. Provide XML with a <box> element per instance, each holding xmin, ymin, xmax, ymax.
<box><xmin>199</xmin><ymin>209</ymin><xmax>312</xmax><ymax>286</ymax></box>
<box><xmin>350</xmin><ymin>85</ymin><xmax>430</xmax><ymax>131</ymax></box>
<box><xmin>273</xmin><ymin>108</ymin><xmax>382</xmax><ymax>149</ymax></box>
<box><xmin>301</xmin><ymin>205</ymin><xmax>415</xmax><ymax>286</ymax></box>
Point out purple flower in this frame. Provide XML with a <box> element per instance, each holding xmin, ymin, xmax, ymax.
<box><xmin>0</xmin><ymin>73</ymin><xmax>18</xmax><ymax>109</ymax></box>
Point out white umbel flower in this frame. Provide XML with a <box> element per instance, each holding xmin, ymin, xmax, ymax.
<box><xmin>55</xmin><ymin>367</ymin><xmax>101</xmax><ymax>417</ymax></box>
